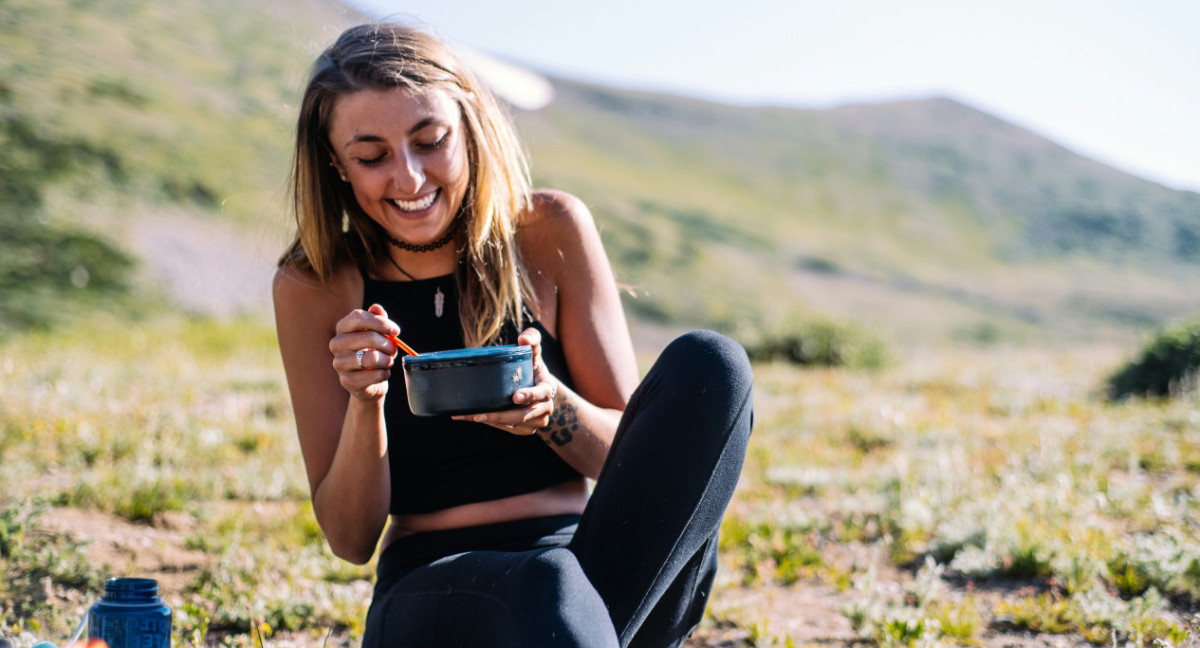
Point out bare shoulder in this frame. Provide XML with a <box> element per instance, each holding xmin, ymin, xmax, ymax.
<box><xmin>273</xmin><ymin>262</ymin><xmax>362</xmax><ymax>334</ymax></box>
<box><xmin>532</xmin><ymin>188</ymin><xmax>589</xmax><ymax>217</ymax></box>
<box><xmin>518</xmin><ymin>189</ymin><xmax>601</xmax><ymax>269</ymax></box>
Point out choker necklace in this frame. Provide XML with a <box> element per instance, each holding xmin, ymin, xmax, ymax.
<box><xmin>384</xmin><ymin>219</ymin><xmax>459</xmax><ymax>253</ymax></box>
<box><xmin>385</xmin><ymin>254</ymin><xmax>447</xmax><ymax>318</ymax></box>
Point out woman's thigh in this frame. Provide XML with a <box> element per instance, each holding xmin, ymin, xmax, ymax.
<box><xmin>364</xmin><ymin>546</ymin><xmax>618</xmax><ymax>648</ymax></box>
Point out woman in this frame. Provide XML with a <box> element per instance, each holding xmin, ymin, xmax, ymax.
<box><xmin>274</xmin><ymin>23</ymin><xmax>753</xmax><ymax>648</ymax></box>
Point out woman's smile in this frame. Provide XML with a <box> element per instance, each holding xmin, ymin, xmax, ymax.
<box><xmin>389</xmin><ymin>188</ymin><xmax>440</xmax><ymax>214</ymax></box>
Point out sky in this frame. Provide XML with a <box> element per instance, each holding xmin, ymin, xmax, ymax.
<box><xmin>348</xmin><ymin>0</ymin><xmax>1200</xmax><ymax>194</ymax></box>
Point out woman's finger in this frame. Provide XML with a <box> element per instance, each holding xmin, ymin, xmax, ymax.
<box><xmin>516</xmin><ymin>327</ymin><xmax>544</xmax><ymax>367</ymax></box>
<box><xmin>340</xmin><ymin>348</ymin><xmax>396</xmax><ymax>372</ymax></box>
<box><xmin>335</xmin><ymin>305</ymin><xmax>400</xmax><ymax>338</ymax></box>
<box><xmin>330</xmin><ymin>330</ymin><xmax>392</xmax><ymax>357</ymax></box>
<box><xmin>453</xmin><ymin>407</ymin><xmax>551</xmax><ymax>434</ymax></box>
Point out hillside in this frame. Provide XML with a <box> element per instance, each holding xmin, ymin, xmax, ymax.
<box><xmin>3</xmin><ymin>0</ymin><xmax>1199</xmax><ymax>347</ymax></box>
<box><xmin>0</xmin><ymin>0</ymin><xmax>367</xmax><ymax>325</ymax></box>
<box><xmin>517</xmin><ymin>80</ymin><xmax>1200</xmax><ymax>346</ymax></box>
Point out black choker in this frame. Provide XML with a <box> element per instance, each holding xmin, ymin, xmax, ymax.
<box><xmin>384</xmin><ymin>220</ymin><xmax>459</xmax><ymax>253</ymax></box>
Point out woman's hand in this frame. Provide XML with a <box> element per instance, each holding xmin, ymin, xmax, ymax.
<box><xmin>330</xmin><ymin>303</ymin><xmax>400</xmax><ymax>401</ymax></box>
<box><xmin>453</xmin><ymin>327</ymin><xmax>559</xmax><ymax>435</ymax></box>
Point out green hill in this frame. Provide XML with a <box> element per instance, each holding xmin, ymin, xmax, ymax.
<box><xmin>3</xmin><ymin>0</ymin><xmax>1198</xmax><ymax>347</ymax></box>
<box><xmin>517</xmin><ymin>80</ymin><xmax>1200</xmax><ymax>346</ymax></box>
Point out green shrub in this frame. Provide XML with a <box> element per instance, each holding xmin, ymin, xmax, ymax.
<box><xmin>736</xmin><ymin>310</ymin><xmax>888</xmax><ymax>369</ymax></box>
<box><xmin>1106</xmin><ymin>316</ymin><xmax>1200</xmax><ymax>399</ymax></box>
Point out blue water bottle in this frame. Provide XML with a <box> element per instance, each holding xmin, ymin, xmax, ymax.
<box><xmin>88</xmin><ymin>577</ymin><xmax>172</xmax><ymax>648</ymax></box>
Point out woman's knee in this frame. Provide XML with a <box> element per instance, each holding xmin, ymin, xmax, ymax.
<box><xmin>661</xmin><ymin>330</ymin><xmax>752</xmax><ymax>389</ymax></box>
<box><xmin>649</xmin><ymin>330</ymin><xmax>754</xmax><ymax>427</ymax></box>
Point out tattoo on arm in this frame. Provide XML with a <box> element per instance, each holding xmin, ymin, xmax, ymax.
<box><xmin>541</xmin><ymin>399</ymin><xmax>579</xmax><ymax>447</ymax></box>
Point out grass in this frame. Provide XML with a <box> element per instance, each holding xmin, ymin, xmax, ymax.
<box><xmin>2</xmin><ymin>313</ymin><xmax>1200</xmax><ymax>647</ymax></box>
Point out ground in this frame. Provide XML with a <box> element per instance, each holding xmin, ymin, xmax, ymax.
<box><xmin>31</xmin><ymin>506</ymin><xmax>1104</xmax><ymax>648</ymax></box>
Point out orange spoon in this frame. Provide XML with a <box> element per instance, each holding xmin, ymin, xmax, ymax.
<box><xmin>387</xmin><ymin>333</ymin><xmax>419</xmax><ymax>357</ymax></box>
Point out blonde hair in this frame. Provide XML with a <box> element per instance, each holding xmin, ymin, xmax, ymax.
<box><xmin>282</xmin><ymin>23</ymin><xmax>533</xmax><ymax>347</ymax></box>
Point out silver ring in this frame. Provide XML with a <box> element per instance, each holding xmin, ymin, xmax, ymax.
<box><xmin>356</xmin><ymin>349</ymin><xmax>365</xmax><ymax>369</ymax></box>
<box><xmin>506</xmin><ymin>424</ymin><xmax>515</xmax><ymax>430</ymax></box>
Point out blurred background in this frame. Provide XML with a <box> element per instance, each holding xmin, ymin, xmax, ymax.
<box><xmin>3</xmin><ymin>0</ymin><xmax>1198</xmax><ymax>351</ymax></box>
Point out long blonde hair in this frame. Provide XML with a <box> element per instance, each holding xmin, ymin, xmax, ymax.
<box><xmin>281</xmin><ymin>23</ymin><xmax>533</xmax><ymax>347</ymax></box>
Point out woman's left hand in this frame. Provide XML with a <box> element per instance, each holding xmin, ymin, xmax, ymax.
<box><xmin>452</xmin><ymin>327</ymin><xmax>558</xmax><ymax>435</ymax></box>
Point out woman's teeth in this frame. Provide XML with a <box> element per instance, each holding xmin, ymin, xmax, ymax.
<box><xmin>390</xmin><ymin>191</ymin><xmax>438</xmax><ymax>212</ymax></box>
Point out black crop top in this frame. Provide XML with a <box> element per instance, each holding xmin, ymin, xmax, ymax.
<box><xmin>363</xmin><ymin>270</ymin><xmax>581</xmax><ymax>514</ymax></box>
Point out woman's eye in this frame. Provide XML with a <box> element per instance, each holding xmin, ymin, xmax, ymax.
<box><xmin>416</xmin><ymin>134</ymin><xmax>447</xmax><ymax>151</ymax></box>
<box><xmin>356</xmin><ymin>154</ymin><xmax>386</xmax><ymax>166</ymax></box>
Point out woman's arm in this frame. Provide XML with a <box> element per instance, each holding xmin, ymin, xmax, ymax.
<box><xmin>457</xmin><ymin>190</ymin><xmax>639</xmax><ymax>478</ymax></box>
<box><xmin>273</xmin><ymin>264</ymin><xmax>401</xmax><ymax>564</ymax></box>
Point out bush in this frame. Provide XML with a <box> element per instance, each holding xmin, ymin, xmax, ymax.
<box><xmin>1106</xmin><ymin>316</ymin><xmax>1200</xmax><ymax>399</ymax></box>
<box><xmin>738</xmin><ymin>312</ymin><xmax>888</xmax><ymax>369</ymax></box>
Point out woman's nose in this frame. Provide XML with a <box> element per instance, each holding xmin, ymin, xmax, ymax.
<box><xmin>392</xmin><ymin>150</ymin><xmax>424</xmax><ymax>194</ymax></box>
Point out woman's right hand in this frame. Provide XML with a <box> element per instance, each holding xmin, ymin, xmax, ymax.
<box><xmin>331</xmin><ymin>303</ymin><xmax>400</xmax><ymax>400</ymax></box>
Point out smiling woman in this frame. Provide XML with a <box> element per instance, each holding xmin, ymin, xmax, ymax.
<box><xmin>272</xmin><ymin>22</ymin><xmax>753</xmax><ymax>648</ymax></box>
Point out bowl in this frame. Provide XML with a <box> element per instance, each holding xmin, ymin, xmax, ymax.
<box><xmin>401</xmin><ymin>345</ymin><xmax>534</xmax><ymax>417</ymax></box>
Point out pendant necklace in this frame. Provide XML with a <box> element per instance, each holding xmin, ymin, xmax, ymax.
<box><xmin>385</xmin><ymin>254</ymin><xmax>446</xmax><ymax>318</ymax></box>
<box><xmin>383</xmin><ymin>220</ymin><xmax>460</xmax><ymax>319</ymax></box>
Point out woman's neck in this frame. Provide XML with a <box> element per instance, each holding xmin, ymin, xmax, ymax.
<box><xmin>379</xmin><ymin>244</ymin><xmax>461</xmax><ymax>282</ymax></box>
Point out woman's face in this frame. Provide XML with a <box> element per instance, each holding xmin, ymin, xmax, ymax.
<box><xmin>327</xmin><ymin>87</ymin><xmax>470</xmax><ymax>247</ymax></box>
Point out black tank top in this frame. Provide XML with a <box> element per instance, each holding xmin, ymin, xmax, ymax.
<box><xmin>363</xmin><ymin>271</ymin><xmax>581</xmax><ymax>514</ymax></box>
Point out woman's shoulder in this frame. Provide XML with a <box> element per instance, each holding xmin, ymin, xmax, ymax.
<box><xmin>273</xmin><ymin>260</ymin><xmax>363</xmax><ymax>325</ymax></box>
<box><xmin>517</xmin><ymin>188</ymin><xmax>616</xmax><ymax>293</ymax></box>
<box><xmin>517</xmin><ymin>189</ymin><xmax>600</xmax><ymax>256</ymax></box>
<box><xmin>521</xmin><ymin>189</ymin><xmax>594</xmax><ymax>232</ymax></box>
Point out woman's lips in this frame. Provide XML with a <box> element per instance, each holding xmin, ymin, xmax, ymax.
<box><xmin>389</xmin><ymin>188</ymin><xmax>439</xmax><ymax>212</ymax></box>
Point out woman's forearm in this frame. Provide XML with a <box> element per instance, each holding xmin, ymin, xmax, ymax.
<box><xmin>537</xmin><ymin>381</ymin><xmax>620</xmax><ymax>479</ymax></box>
<box><xmin>312</xmin><ymin>397</ymin><xmax>392</xmax><ymax>564</ymax></box>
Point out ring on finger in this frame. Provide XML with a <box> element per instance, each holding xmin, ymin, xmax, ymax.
<box><xmin>355</xmin><ymin>349</ymin><xmax>365</xmax><ymax>369</ymax></box>
<box><xmin>505</xmin><ymin>424</ymin><xmax>515</xmax><ymax>430</ymax></box>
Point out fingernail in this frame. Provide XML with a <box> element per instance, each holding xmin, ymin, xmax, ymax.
<box><xmin>514</xmin><ymin>392</ymin><xmax>527</xmax><ymax>404</ymax></box>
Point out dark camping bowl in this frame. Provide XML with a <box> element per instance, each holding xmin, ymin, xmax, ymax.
<box><xmin>402</xmin><ymin>345</ymin><xmax>534</xmax><ymax>417</ymax></box>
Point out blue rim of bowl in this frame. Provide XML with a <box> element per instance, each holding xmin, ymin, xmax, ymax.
<box><xmin>402</xmin><ymin>345</ymin><xmax>531</xmax><ymax>369</ymax></box>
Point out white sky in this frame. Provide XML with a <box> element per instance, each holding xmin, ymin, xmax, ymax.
<box><xmin>349</xmin><ymin>0</ymin><xmax>1200</xmax><ymax>193</ymax></box>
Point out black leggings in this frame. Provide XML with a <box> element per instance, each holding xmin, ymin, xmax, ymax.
<box><xmin>362</xmin><ymin>330</ymin><xmax>754</xmax><ymax>647</ymax></box>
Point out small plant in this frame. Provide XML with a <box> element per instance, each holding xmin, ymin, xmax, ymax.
<box><xmin>877</xmin><ymin>613</ymin><xmax>931</xmax><ymax>648</ymax></box>
<box><xmin>933</xmin><ymin>596</ymin><xmax>984</xmax><ymax>644</ymax></box>
<box><xmin>995</xmin><ymin>591</ymin><xmax>1074</xmax><ymax>634</ymax></box>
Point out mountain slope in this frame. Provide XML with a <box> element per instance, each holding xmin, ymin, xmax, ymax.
<box><xmin>3</xmin><ymin>0</ymin><xmax>1198</xmax><ymax>347</ymax></box>
<box><xmin>515</xmin><ymin>79</ymin><xmax>1200</xmax><ymax>345</ymax></box>
<box><xmin>1</xmin><ymin>0</ymin><xmax>366</xmax><ymax>223</ymax></box>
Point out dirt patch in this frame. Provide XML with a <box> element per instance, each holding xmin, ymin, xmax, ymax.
<box><xmin>38</xmin><ymin>507</ymin><xmax>208</xmax><ymax>597</ymax></box>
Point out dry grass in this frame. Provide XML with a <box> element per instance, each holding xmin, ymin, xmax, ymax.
<box><xmin>2</xmin><ymin>315</ymin><xmax>1199</xmax><ymax>647</ymax></box>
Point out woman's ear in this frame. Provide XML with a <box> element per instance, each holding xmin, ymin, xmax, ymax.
<box><xmin>330</xmin><ymin>157</ymin><xmax>349</xmax><ymax>182</ymax></box>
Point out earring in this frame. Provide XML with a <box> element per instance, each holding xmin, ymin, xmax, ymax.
<box><xmin>330</xmin><ymin>161</ymin><xmax>348</xmax><ymax>182</ymax></box>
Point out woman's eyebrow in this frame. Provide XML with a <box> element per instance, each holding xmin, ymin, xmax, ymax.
<box><xmin>341</xmin><ymin>117</ymin><xmax>444</xmax><ymax>149</ymax></box>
